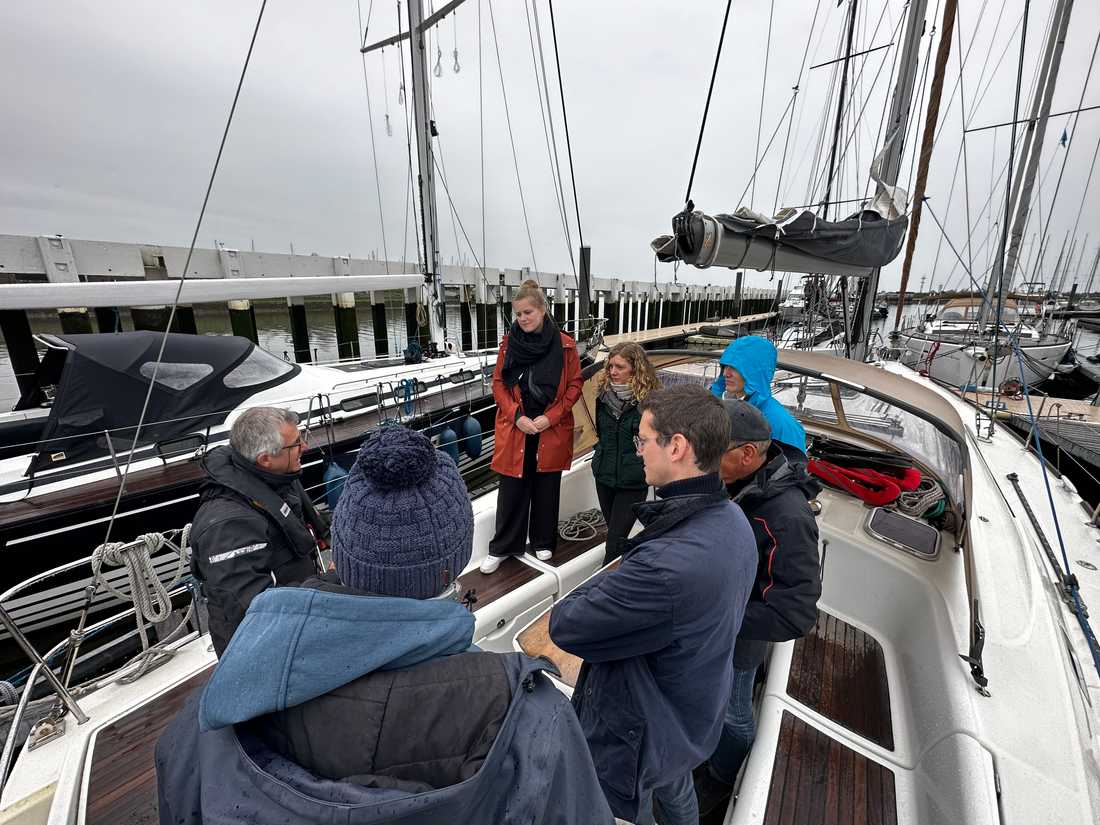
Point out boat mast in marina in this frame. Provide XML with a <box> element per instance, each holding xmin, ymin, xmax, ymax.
<box><xmin>849</xmin><ymin>0</ymin><xmax>929</xmax><ymax>361</ymax></box>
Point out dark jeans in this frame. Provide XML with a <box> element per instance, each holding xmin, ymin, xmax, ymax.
<box><xmin>489</xmin><ymin>434</ymin><xmax>562</xmax><ymax>557</ymax></box>
<box><xmin>635</xmin><ymin>771</ymin><xmax>699</xmax><ymax>825</ymax></box>
<box><xmin>594</xmin><ymin>482</ymin><xmax>648</xmax><ymax>566</ymax></box>
<box><xmin>709</xmin><ymin>665</ymin><xmax>758</xmax><ymax>784</ymax></box>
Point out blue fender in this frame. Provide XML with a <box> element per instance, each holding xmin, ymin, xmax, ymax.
<box><xmin>322</xmin><ymin>462</ymin><xmax>349</xmax><ymax>510</ymax></box>
<box><xmin>438</xmin><ymin>427</ymin><xmax>460</xmax><ymax>463</ymax></box>
<box><xmin>461</xmin><ymin>416</ymin><xmax>483</xmax><ymax>460</ymax></box>
<box><xmin>399</xmin><ymin>379</ymin><xmax>415</xmax><ymax>416</ymax></box>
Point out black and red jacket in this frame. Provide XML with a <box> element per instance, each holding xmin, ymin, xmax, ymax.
<box><xmin>726</xmin><ymin>444</ymin><xmax>822</xmax><ymax>670</ymax></box>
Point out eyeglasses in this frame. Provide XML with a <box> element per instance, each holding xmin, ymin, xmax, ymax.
<box><xmin>279</xmin><ymin>430</ymin><xmax>309</xmax><ymax>452</ymax></box>
<box><xmin>633</xmin><ymin>433</ymin><xmax>667</xmax><ymax>453</ymax></box>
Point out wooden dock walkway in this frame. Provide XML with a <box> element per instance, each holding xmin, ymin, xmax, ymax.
<box><xmin>603</xmin><ymin>312</ymin><xmax>776</xmax><ymax>349</ymax></box>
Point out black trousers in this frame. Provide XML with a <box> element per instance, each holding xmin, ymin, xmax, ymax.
<box><xmin>595</xmin><ymin>482</ymin><xmax>649</xmax><ymax>566</ymax></box>
<box><xmin>489</xmin><ymin>434</ymin><xmax>563</xmax><ymax>557</ymax></box>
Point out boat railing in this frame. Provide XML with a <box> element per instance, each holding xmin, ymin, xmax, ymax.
<box><xmin>0</xmin><ymin>529</ymin><xmax>198</xmax><ymax>793</ymax></box>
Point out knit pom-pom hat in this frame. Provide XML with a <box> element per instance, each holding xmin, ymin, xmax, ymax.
<box><xmin>332</xmin><ymin>425</ymin><xmax>473</xmax><ymax>599</ymax></box>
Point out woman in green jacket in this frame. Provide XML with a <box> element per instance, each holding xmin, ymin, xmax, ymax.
<box><xmin>591</xmin><ymin>342</ymin><xmax>660</xmax><ymax>565</ymax></box>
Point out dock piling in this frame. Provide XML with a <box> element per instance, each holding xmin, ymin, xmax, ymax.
<box><xmin>287</xmin><ymin>296</ymin><xmax>311</xmax><ymax>362</ymax></box>
<box><xmin>333</xmin><ymin>292</ymin><xmax>360</xmax><ymax>360</ymax></box>
<box><xmin>227</xmin><ymin>300</ymin><xmax>259</xmax><ymax>344</ymax></box>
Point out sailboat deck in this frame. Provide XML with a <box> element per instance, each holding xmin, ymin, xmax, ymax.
<box><xmin>84</xmin><ymin>667</ymin><xmax>212</xmax><ymax>825</ymax></box>
<box><xmin>787</xmin><ymin>611</ymin><xmax>894</xmax><ymax>750</ymax></box>
<box><xmin>764</xmin><ymin>711</ymin><xmax>897</xmax><ymax>825</ymax></box>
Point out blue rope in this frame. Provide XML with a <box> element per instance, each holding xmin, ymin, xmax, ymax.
<box><xmin>1011</xmin><ymin>339</ymin><xmax>1100</xmax><ymax>678</ymax></box>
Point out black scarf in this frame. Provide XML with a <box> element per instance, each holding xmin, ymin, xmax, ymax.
<box><xmin>502</xmin><ymin>315</ymin><xmax>563</xmax><ymax>418</ymax></box>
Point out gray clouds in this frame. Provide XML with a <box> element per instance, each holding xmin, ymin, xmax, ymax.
<box><xmin>1</xmin><ymin>0</ymin><xmax>1098</xmax><ymax>294</ymax></box>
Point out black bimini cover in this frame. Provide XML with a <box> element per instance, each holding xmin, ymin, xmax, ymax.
<box><xmin>21</xmin><ymin>332</ymin><xmax>300</xmax><ymax>475</ymax></box>
<box><xmin>651</xmin><ymin>203</ymin><xmax>908</xmax><ymax>277</ymax></box>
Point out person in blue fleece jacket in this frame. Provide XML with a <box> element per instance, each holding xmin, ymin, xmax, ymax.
<box><xmin>709</xmin><ymin>335</ymin><xmax>808</xmax><ymax>464</ymax></box>
<box><xmin>155</xmin><ymin>426</ymin><xmax>612</xmax><ymax>825</ymax></box>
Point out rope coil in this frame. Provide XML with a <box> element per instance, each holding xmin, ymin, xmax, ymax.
<box><xmin>90</xmin><ymin>526</ymin><xmax>191</xmax><ymax>627</ymax></box>
<box><xmin>896</xmin><ymin>478</ymin><xmax>945</xmax><ymax>517</ymax></box>
<box><xmin>558</xmin><ymin>508</ymin><xmax>606</xmax><ymax>542</ymax></box>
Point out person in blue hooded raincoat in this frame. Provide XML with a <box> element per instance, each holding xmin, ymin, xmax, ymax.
<box><xmin>155</xmin><ymin>426</ymin><xmax>612</xmax><ymax>825</ymax></box>
<box><xmin>709</xmin><ymin>335</ymin><xmax>807</xmax><ymax>463</ymax></box>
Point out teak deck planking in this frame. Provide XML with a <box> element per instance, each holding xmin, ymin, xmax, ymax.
<box><xmin>764</xmin><ymin>711</ymin><xmax>898</xmax><ymax>825</ymax></box>
<box><xmin>84</xmin><ymin>667</ymin><xmax>212</xmax><ymax>825</ymax></box>
<box><xmin>787</xmin><ymin>610</ymin><xmax>894</xmax><ymax>750</ymax></box>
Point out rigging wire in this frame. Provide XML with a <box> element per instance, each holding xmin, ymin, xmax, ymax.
<box><xmin>1030</xmin><ymin>21</ymin><xmax>1100</xmax><ymax>284</ymax></box>
<box><xmin>357</xmin><ymin>0</ymin><xmax>391</xmax><ymax>275</ymax></box>
<box><xmin>396</xmin><ymin>1</ymin><xmax>424</xmax><ymax>272</ymax></box>
<box><xmin>430</xmin><ymin>101</ymin><xmax>464</xmax><ymax>264</ymax></box>
<box><xmin>487</xmin><ymin>0</ymin><xmax>541</xmax><ymax>275</ymax></box>
<box><xmin>903</xmin><ymin>0</ymin><xmax>942</xmax><ymax>196</ymax></box>
<box><xmin>478</xmin><ymin>0</ymin><xmax>487</xmax><ymax>288</ymax></box>
<box><xmin>810</xmin><ymin>7</ymin><xmax>902</xmax><ymax>211</ymax></box>
<box><xmin>96</xmin><ymin>0</ymin><xmax>269</xmax><ymax>554</ymax></box>
<box><xmin>987</xmin><ymin>0</ymin><xmax>1031</xmax><ymax>426</ymax></box>
<box><xmin>683</xmin><ymin>0</ymin><xmax>735</xmax><ymax>207</ymax></box>
<box><xmin>546</xmin><ymin>0</ymin><xmax>586</xmax><ymax>262</ymax></box>
<box><xmin>381</xmin><ymin>47</ymin><xmax>394</xmax><ymax>137</ymax></box>
<box><xmin>774</xmin><ymin>0</ymin><xmax>825</xmax><ymax>213</ymax></box>
<box><xmin>524</xmin><ymin>0</ymin><xmax>574</xmax><ymax>275</ymax></box>
<box><xmin>751</xmin><ymin>0</ymin><xmax>776</xmax><ymax>206</ymax></box>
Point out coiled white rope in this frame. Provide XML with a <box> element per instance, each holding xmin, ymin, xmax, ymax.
<box><xmin>90</xmin><ymin>525</ymin><xmax>191</xmax><ymax>627</ymax></box>
<box><xmin>897</xmin><ymin>478</ymin><xmax>944</xmax><ymax>516</ymax></box>
<box><xmin>558</xmin><ymin>509</ymin><xmax>606</xmax><ymax>542</ymax></box>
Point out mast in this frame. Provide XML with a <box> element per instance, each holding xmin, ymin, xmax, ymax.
<box><xmin>893</xmin><ymin>0</ymin><xmax>958</xmax><ymax>329</ymax></box>
<box><xmin>850</xmin><ymin>0</ymin><xmax>929</xmax><ymax>361</ymax></box>
<box><xmin>821</xmin><ymin>0</ymin><xmax>859</xmax><ymax>220</ymax></box>
<box><xmin>407</xmin><ymin>0</ymin><xmax>447</xmax><ymax>350</ymax></box>
<box><xmin>988</xmin><ymin>0</ymin><xmax>1074</xmax><ymax>324</ymax></box>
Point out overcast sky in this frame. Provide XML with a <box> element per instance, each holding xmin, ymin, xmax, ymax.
<box><xmin>2</xmin><ymin>0</ymin><xmax>1099</xmax><ymax>294</ymax></box>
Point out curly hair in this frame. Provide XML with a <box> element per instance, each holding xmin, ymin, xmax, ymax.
<box><xmin>596</xmin><ymin>342</ymin><xmax>661</xmax><ymax>401</ymax></box>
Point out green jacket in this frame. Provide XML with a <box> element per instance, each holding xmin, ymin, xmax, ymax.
<box><xmin>592</xmin><ymin>394</ymin><xmax>647</xmax><ymax>490</ymax></box>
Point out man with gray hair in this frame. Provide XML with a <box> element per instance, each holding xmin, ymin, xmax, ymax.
<box><xmin>190</xmin><ymin>407</ymin><xmax>328</xmax><ymax>656</ymax></box>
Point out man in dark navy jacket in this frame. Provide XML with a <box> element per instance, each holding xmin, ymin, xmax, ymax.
<box><xmin>550</xmin><ymin>384</ymin><xmax>757</xmax><ymax>825</ymax></box>
<box><xmin>698</xmin><ymin>399</ymin><xmax>821</xmax><ymax>814</ymax></box>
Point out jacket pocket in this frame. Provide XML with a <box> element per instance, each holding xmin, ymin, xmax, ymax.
<box><xmin>580</xmin><ymin>700</ymin><xmax>644</xmax><ymax>799</ymax></box>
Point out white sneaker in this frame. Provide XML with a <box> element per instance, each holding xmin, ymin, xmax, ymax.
<box><xmin>534</xmin><ymin>549</ymin><xmax>553</xmax><ymax>562</ymax></box>
<box><xmin>479</xmin><ymin>554</ymin><xmax>504</xmax><ymax>574</ymax></box>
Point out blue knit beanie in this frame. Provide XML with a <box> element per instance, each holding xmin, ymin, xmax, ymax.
<box><xmin>332</xmin><ymin>425</ymin><xmax>473</xmax><ymax>599</ymax></box>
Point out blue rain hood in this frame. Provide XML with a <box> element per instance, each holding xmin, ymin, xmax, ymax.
<box><xmin>710</xmin><ymin>336</ymin><xmax>807</xmax><ymax>454</ymax></box>
<box><xmin>199</xmin><ymin>586</ymin><xmax>475</xmax><ymax>731</ymax></box>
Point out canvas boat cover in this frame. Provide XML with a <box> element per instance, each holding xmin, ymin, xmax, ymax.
<box><xmin>652</xmin><ymin>150</ymin><xmax>909</xmax><ymax>276</ymax></box>
<box><xmin>17</xmin><ymin>332</ymin><xmax>301</xmax><ymax>475</ymax></box>
<box><xmin>651</xmin><ymin>201</ymin><xmax>908</xmax><ymax>276</ymax></box>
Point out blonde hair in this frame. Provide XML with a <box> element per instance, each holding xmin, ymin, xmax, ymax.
<box><xmin>597</xmin><ymin>342</ymin><xmax>661</xmax><ymax>401</ymax></box>
<box><xmin>512</xmin><ymin>279</ymin><xmax>549</xmax><ymax>311</ymax></box>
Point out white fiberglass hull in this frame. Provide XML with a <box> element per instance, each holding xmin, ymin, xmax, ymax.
<box><xmin>895</xmin><ymin>330</ymin><xmax>1069</xmax><ymax>387</ymax></box>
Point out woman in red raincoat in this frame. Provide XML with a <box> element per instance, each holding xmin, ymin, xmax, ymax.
<box><xmin>480</xmin><ymin>280</ymin><xmax>583</xmax><ymax>574</ymax></box>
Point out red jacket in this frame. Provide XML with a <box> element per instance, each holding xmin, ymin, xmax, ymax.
<box><xmin>490</xmin><ymin>332</ymin><xmax>583</xmax><ymax>478</ymax></box>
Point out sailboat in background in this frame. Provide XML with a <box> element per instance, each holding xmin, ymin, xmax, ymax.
<box><xmin>894</xmin><ymin>0</ymin><xmax>1076</xmax><ymax>389</ymax></box>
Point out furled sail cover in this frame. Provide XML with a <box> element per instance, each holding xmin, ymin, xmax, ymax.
<box><xmin>20</xmin><ymin>332</ymin><xmax>301</xmax><ymax>475</ymax></box>
<box><xmin>651</xmin><ymin>200</ymin><xmax>908</xmax><ymax>276</ymax></box>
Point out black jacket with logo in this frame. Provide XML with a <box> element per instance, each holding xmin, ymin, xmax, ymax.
<box><xmin>189</xmin><ymin>447</ymin><xmax>327</xmax><ymax>655</ymax></box>
<box><xmin>726</xmin><ymin>444</ymin><xmax>822</xmax><ymax>669</ymax></box>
